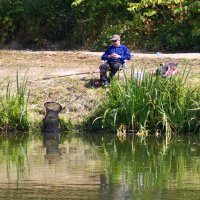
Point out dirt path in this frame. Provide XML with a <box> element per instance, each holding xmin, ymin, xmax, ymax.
<box><xmin>0</xmin><ymin>50</ymin><xmax>199</xmax><ymax>80</ymax></box>
<box><xmin>81</xmin><ymin>51</ymin><xmax>200</xmax><ymax>59</ymax></box>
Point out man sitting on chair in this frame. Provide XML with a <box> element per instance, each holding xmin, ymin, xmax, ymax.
<box><xmin>99</xmin><ymin>34</ymin><xmax>131</xmax><ymax>87</ymax></box>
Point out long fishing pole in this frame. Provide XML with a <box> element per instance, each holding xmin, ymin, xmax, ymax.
<box><xmin>42</xmin><ymin>70</ymin><xmax>99</xmax><ymax>80</ymax></box>
<box><xmin>42</xmin><ymin>60</ymin><xmax>130</xmax><ymax>80</ymax></box>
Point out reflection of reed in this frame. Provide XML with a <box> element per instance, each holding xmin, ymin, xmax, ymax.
<box><xmin>0</xmin><ymin>135</ymin><xmax>29</xmax><ymax>183</ymax></box>
<box><xmin>87</xmin><ymin>134</ymin><xmax>200</xmax><ymax>197</ymax></box>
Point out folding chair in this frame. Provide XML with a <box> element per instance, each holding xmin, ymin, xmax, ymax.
<box><xmin>101</xmin><ymin>60</ymin><xmax>128</xmax><ymax>80</ymax></box>
<box><xmin>93</xmin><ymin>60</ymin><xmax>129</xmax><ymax>88</ymax></box>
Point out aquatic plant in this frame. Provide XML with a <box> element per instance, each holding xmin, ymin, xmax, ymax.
<box><xmin>0</xmin><ymin>72</ymin><xmax>30</xmax><ymax>133</ymax></box>
<box><xmin>92</xmin><ymin>68</ymin><xmax>200</xmax><ymax>136</ymax></box>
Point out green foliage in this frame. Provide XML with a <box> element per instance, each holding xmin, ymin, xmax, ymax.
<box><xmin>59</xmin><ymin>117</ymin><xmax>74</xmax><ymax>133</ymax></box>
<box><xmin>92</xmin><ymin>25</ymin><xmax>126</xmax><ymax>51</ymax></box>
<box><xmin>91</xmin><ymin>69</ymin><xmax>200</xmax><ymax>135</ymax></box>
<box><xmin>127</xmin><ymin>0</ymin><xmax>200</xmax><ymax>51</ymax></box>
<box><xmin>0</xmin><ymin>0</ymin><xmax>199</xmax><ymax>51</ymax></box>
<box><xmin>0</xmin><ymin>73</ymin><xmax>30</xmax><ymax>133</ymax></box>
<box><xmin>0</xmin><ymin>0</ymin><xmax>72</xmax><ymax>47</ymax></box>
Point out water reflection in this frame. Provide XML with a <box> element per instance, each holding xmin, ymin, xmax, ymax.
<box><xmin>0</xmin><ymin>134</ymin><xmax>29</xmax><ymax>184</ymax></box>
<box><xmin>0</xmin><ymin>133</ymin><xmax>200</xmax><ymax>199</ymax></box>
<box><xmin>85</xmin><ymin>134</ymin><xmax>200</xmax><ymax>199</ymax></box>
<box><xmin>43</xmin><ymin>132</ymin><xmax>61</xmax><ymax>163</ymax></box>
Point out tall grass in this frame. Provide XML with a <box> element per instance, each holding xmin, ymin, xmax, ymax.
<box><xmin>92</xmin><ymin>68</ymin><xmax>200</xmax><ymax>136</ymax></box>
<box><xmin>0</xmin><ymin>72</ymin><xmax>30</xmax><ymax>133</ymax></box>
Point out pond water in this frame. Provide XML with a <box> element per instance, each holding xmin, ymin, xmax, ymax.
<box><xmin>0</xmin><ymin>132</ymin><xmax>200</xmax><ymax>200</ymax></box>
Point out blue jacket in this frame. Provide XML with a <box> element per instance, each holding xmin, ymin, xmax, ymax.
<box><xmin>101</xmin><ymin>45</ymin><xmax>131</xmax><ymax>64</ymax></box>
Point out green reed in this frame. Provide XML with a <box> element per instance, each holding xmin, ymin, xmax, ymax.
<box><xmin>92</xmin><ymin>68</ymin><xmax>200</xmax><ymax>136</ymax></box>
<box><xmin>0</xmin><ymin>72</ymin><xmax>30</xmax><ymax>133</ymax></box>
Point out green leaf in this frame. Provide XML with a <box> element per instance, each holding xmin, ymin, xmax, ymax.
<box><xmin>71</xmin><ymin>0</ymin><xmax>84</xmax><ymax>7</ymax></box>
<box><xmin>145</xmin><ymin>10</ymin><xmax>157</xmax><ymax>17</ymax></box>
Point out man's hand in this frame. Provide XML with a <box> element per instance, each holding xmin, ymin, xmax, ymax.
<box><xmin>109</xmin><ymin>53</ymin><xmax>121</xmax><ymax>59</ymax></box>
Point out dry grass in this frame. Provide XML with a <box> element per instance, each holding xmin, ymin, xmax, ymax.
<box><xmin>0</xmin><ymin>50</ymin><xmax>199</xmax><ymax>124</ymax></box>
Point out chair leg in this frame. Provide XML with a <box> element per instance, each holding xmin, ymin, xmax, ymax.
<box><xmin>117</xmin><ymin>70</ymin><xmax>120</xmax><ymax>80</ymax></box>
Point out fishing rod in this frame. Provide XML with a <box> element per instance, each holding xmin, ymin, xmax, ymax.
<box><xmin>42</xmin><ymin>70</ymin><xmax>100</xmax><ymax>80</ymax></box>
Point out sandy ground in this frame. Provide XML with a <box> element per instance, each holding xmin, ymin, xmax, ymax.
<box><xmin>82</xmin><ymin>51</ymin><xmax>200</xmax><ymax>59</ymax></box>
<box><xmin>0</xmin><ymin>50</ymin><xmax>199</xmax><ymax>80</ymax></box>
<box><xmin>0</xmin><ymin>50</ymin><xmax>199</xmax><ymax>124</ymax></box>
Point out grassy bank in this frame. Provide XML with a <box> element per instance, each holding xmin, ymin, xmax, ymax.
<box><xmin>86</xmin><ymin>69</ymin><xmax>200</xmax><ymax>137</ymax></box>
<box><xmin>0</xmin><ymin>51</ymin><xmax>199</xmax><ymax>135</ymax></box>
